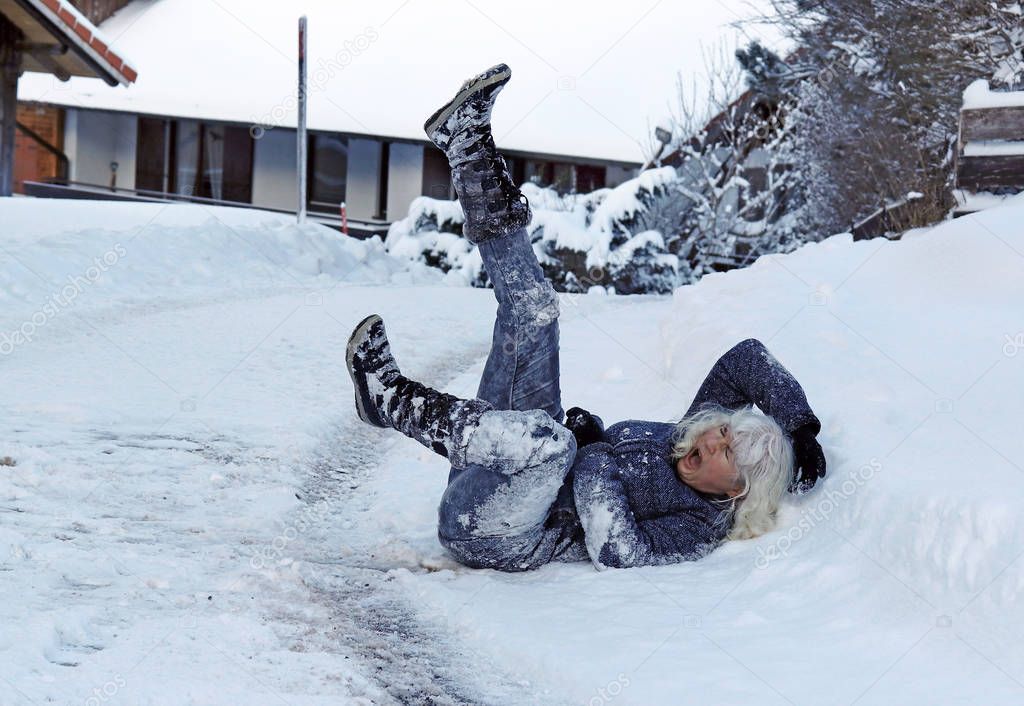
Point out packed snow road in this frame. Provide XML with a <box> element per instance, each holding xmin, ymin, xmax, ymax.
<box><xmin>0</xmin><ymin>200</ymin><xmax>626</xmax><ymax>703</ymax></box>
<box><xmin>3</xmin><ymin>199</ymin><xmax>1024</xmax><ymax>704</ymax></box>
<box><xmin>0</xmin><ymin>274</ymin><xmax>622</xmax><ymax>704</ymax></box>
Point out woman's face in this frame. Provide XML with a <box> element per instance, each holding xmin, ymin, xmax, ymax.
<box><xmin>675</xmin><ymin>424</ymin><xmax>742</xmax><ymax>497</ymax></box>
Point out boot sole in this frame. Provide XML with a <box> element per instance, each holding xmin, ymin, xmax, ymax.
<box><xmin>346</xmin><ymin>314</ymin><xmax>387</xmax><ymax>428</ymax></box>
<box><xmin>424</xmin><ymin>64</ymin><xmax>512</xmax><ymax>143</ymax></box>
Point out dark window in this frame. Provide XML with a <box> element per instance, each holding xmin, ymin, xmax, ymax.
<box><xmin>508</xmin><ymin>156</ymin><xmax>526</xmax><ymax>187</ymax></box>
<box><xmin>376</xmin><ymin>141</ymin><xmax>390</xmax><ymax>220</ymax></box>
<box><xmin>308</xmin><ymin>133</ymin><xmax>348</xmax><ymax>212</ymax></box>
<box><xmin>575</xmin><ymin>165</ymin><xmax>606</xmax><ymax>193</ymax></box>
<box><xmin>135</xmin><ymin>117</ymin><xmax>171</xmax><ymax>193</ymax></box>
<box><xmin>173</xmin><ymin>121</ymin><xmax>253</xmax><ymax>203</ymax></box>
<box><xmin>523</xmin><ymin>160</ymin><xmax>605</xmax><ymax>195</ymax></box>
<box><xmin>552</xmin><ymin>163</ymin><xmax>574</xmax><ymax>194</ymax></box>
<box><xmin>221</xmin><ymin>127</ymin><xmax>254</xmax><ymax>203</ymax></box>
<box><xmin>525</xmin><ymin>160</ymin><xmax>575</xmax><ymax>194</ymax></box>
<box><xmin>525</xmin><ymin>160</ymin><xmax>554</xmax><ymax>188</ymax></box>
<box><xmin>422</xmin><ymin>146</ymin><xmax>453</xmax><ymax>200</ymax></box>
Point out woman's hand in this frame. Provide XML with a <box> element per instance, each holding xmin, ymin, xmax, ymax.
<box><xmin>565</xmin><ymin>407</ymin><xmax>606</xmax><ymax>448</ymax></box>
<box><xmin>789</xmin><ymin>424</ymin><xmax>826</xmax><ymax>493</ymax></box>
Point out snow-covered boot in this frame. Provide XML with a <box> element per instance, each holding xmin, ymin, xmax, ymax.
<box><xmin>423</xmin><ymin>63</ymin><xmax>531</xmax><ymax>244</ymax></box>
<box><xmin>346</xmin><ymin>314</ymin><xmax>492</xmax><ymax>467</ymax></box>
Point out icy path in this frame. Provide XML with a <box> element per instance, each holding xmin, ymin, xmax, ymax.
<box><xmin>0</xmin><ymin>263</ymin><xmax>629</xmax><ymax>703</ymax></box>
<box><xmin>4</xmin><ymin>197</ymin><xmax>1024</xmax><ymax>704</ymax></box>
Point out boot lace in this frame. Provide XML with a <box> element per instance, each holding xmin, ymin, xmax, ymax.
<box><xmin>475</xmin><ymin>133</ymin><xmax>526</xmax><ymax>214</ymax></box>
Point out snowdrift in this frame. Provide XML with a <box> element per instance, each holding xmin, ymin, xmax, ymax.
<box><xmin>0</xmin><ymin>198</ymin><xmax>432</xmax><ymax>312</ymax></box>
<box><xmin>3</xmin><ymin>193</ymin><xmax>1024</xmax><ymax>703</ymax></box>
<box><xmin>364</xmin><ymin>193</ymin><xmax>1024</xmax><ymax>704</ymax></box>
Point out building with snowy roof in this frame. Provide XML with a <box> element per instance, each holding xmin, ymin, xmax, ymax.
<box><xmin>0</xmin><ymin>0</ymin><xmax>136</xmax><ymax>196</ymax></box>
<box><xmin>10</xmin><ymin>0</ymin><xmax>773</xmax><ymax>234</ymax></box>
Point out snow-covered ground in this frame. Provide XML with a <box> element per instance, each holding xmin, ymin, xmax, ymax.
<box><xmin>2</xmin><ymin>196</ymin><xmax>1023</xmax><ymax>704</ymax></box>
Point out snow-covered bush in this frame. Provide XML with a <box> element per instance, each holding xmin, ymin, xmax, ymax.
<box><xmin>651</xmin><ymin>44</ymin><xmax>811</xmax><ymax>275</ymax></box>
<box><xmin>383</xmin><ymin>197</ymin><xmax>485</xmax><ymax>286</ymax></box>
<box><xmin>757</xmin><ymin>0</ymin><xmax>1024</xmax><ymax>235</ymax></box>
<box><xmin>385</xmin><ymin>170</ymin><xmax>689</xmax><ymax>295</ymax></box>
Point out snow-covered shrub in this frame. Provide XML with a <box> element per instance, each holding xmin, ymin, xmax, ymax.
<box><xmin>599</xmin><ymin>230</ymin><xmax>681</xmax><ymax>295</ymax></box>
<box><xmin>587</xmin><ymin>167</ymin><xmax>683</xmax><ymax>243</ymax></box>
<box><xmin>661</xmin><ymin>44</ymin><xmax>809</xmax><ymax>274</ymax></box>
<box><xmin>758</xmin><ymin>0</ymin><xmax>1024</xmax><ymax>235</ymax></box>
<box><xmin>384</xmin><ymin>197</ymin><xmax>485</xmax><ymax>286</ymax></box>
<box><xmin>385</xmin><ymin>170</ymin><xmax>688</xmax><ymax>294</ymax></box>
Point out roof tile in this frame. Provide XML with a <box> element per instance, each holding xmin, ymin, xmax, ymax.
<box><xmin>43</xmin><ymin>0</ymin><xmax>139</xmax><ymax>85</ymax></box>
<box><xmin>56</xmin><ymin>6</ymin><xmax>76</xmax><ymax>26</ymax></box>
<box><xmin>73</xmin><ymin>22</ymin><xmax>92</xmax><ymax>44</ymax></box>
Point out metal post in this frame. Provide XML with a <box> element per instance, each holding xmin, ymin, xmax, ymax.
<box><xmin>0</xmin><ymin>38</ymin><xmax>21</xmax><ymax>197</ymax></box>
<box><xmin>296</xmin><ymin>15</ymin><xmax>308</xmax><ymax>224</ymax></box>
<box><xmin>161</xmin><ymin>119</ymin><xmax>172</xmax><ymax>193</ymax></box>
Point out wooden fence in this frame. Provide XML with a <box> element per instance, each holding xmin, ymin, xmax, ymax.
<box><xmin>955</xmin><ymin>82</ymin><xmax>1024</xmax><ymax>214</ymax></box>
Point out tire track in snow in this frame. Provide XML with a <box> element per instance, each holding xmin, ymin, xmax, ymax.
<box><xmin>293</xmin><ymin>345</ymin><xmax>569</xmax><ymax>705</ymax></box>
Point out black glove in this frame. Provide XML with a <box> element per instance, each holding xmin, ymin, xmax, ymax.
<box><xmin>789</xmin><ymin>424</ymin><xmax>826</xmax><ymax>493</ymax></box>
<box><xmin>564</xmin><ymin>406</ymin><xmax>606</xmax><ymax>449</ymax></box>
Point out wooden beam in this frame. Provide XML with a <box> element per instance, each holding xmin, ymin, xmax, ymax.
<box><xmin>957</xmin><ymin>155</ymin><xmax>1024</xmax><ymax>191</ymax></box>
<box><xmin>960</xmin><ymin>106</ymin><xmax>1024</xmax><ymax>144</ymax></box>
<box><xmin>1</xmin><ymin>19</ymin><xmax>23</xmax><ymax>197</ymax></box>
<box><xmin>14</xmin><ymin>41</ymin><xmax>68</xmax><ymax>56</ymax></box>
<box><xmin>22</xmin><ymin>43</ymin><xmax>71</xmax><ymax>80</ymax></box>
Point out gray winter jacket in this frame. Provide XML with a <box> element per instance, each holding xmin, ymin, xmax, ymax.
<box><xmin>569</xmin><ymin>420</ymin><xmax>731</xmax><ymax>569</ymax></box>
<box><xmin>554</xmin><ymin>338</ymin><xmax>821</xmax><ymax>570</ymax></box>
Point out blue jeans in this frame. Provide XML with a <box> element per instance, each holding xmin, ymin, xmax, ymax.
<box><xmin>437</xmin><ymin>228</ymin><xmax>585</xmax><ymax>571</ymax></box>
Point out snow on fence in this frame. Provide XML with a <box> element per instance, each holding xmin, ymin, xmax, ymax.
<box><xmin>954</xmin><ymin>80</ymin><xmax>1024</xmax><ymax>214</ymax></box>
<box><xmin>851</xmin><ymin>192</ymin><xmax>925</xmax><ymax>241</ymax></box>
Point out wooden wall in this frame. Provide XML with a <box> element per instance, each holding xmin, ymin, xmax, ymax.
<box><xmin>69</xmin><ymin>0</ymin><xmax>134</xmax><ymax>25</ymax></box>
<box><xmin>13</xmin><ymin>103</ymin><xmax>63</xmax><ymax>193</ymax></box>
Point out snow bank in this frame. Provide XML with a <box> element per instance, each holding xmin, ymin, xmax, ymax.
<box><xmin>366</xmin><ymin>191</ymin><xmax>1024</xmax><ymax>704</ymax></box>
<box><xmin>6</xmin><ymin>191</ymin><xmax>1024</xmax><ymax>703</ymax></box>
<box><xmin>0</xmin><ymin>198</ymin><xmax>434</xmax><ymax>331</ymax></box>
<box><xmin>383</xmin><ymin>196</ymin><xmax>483</xmax><ymax>286</ymax></box>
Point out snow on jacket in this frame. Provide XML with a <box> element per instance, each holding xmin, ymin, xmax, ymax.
<box><xmin>559</xmin><ymin>338</ymin><xmax>821</xmax><ymax>570</ymax></box>
<box><xmin>570</xmin><ymin>420</ymin><xmax>731</xmax><ymax>569</ymax></box>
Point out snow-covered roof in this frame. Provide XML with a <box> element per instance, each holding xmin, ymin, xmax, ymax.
<box><xmin>963</xmin><ymin>79</ymin><xmax>1024</xmax><ymax>110</ymax></box>
<box><xmin>15</xmin><ymin>0</ymin><xmax>781</xmax><ymax>164</ymax></box>
<box><xmin>0</xmin><ymin>0</ymin><xmax>137</xmax><ymax>85</ymax></box>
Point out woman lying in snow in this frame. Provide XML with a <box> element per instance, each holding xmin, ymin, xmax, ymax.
<box><xmin>346</xmin><ymin>64</ymin><xmax>826</xmax><ymax>571</ymax></box>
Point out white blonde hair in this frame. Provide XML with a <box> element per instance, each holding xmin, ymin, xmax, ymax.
<box><xmin>670</xmin><ymin>404</ymin><xmax>793</xmax><ymax>541</ymax></box>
